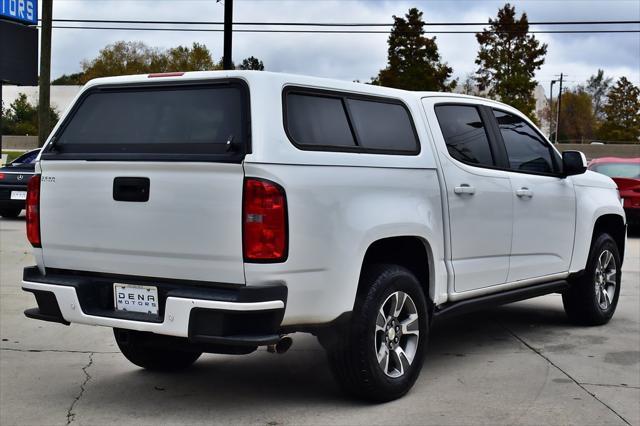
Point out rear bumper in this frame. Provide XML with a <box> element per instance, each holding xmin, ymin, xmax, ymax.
<box><xmin>22</xmin><ymin>267</ymin><xmax>287</xmax><ymax>346</ymax></box>
<box><xmin>0</xmin><ymin>185</ymin><xmax>27</xmax><ymax>206</ymax></box>
<box><xmin>0</xmin><ymin>200</ymin><xmax>25</xmax><ymax>209</ymax></box>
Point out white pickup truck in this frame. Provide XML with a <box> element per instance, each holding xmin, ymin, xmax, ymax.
<box><xmin>22</xmin><ymin>71</ymin><xmax>626</xmax><ymax>401</ymax></box>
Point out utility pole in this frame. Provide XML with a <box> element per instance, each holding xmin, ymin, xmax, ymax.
<box><xmin>38</xmin><ymin>0</ymin><xmax>53</xmax><ymax>147</ymax></box>
<box><xmin>554</xmin><ymin>73</ymin><xmax>564</xmax><ymax>144</ymax></box>
<box><xmin>223</xmin><ymin>0</ymin><xmax>234</xmax><ymax>70</ymax></box>
<box><xmin>549</xmin><ymin>80</ymin><xmax>556</xmax><ymax>140</ymax></box>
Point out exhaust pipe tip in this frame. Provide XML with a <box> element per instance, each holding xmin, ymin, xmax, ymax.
<box><xmin>267</xmin><ymin>336</ymin><xmax>293</xmax><ymax>354</ymax></box>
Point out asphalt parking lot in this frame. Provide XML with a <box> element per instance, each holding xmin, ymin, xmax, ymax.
<box><xmin>1</xmin><ymin>214</ymin><xmax>638</xmax><ymax>426</ymax></box>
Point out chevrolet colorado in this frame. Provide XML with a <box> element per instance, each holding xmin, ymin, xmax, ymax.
<box><xmin>22</xmin><ymin>71</ymin><xmax>626</xmax><ymax>401</ymax></box>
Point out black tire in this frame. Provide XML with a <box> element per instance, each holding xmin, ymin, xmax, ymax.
<box><xmin>113</xmin><ymin>328</ymin><xmax>202</xmax><ymax>371</ymax></box>
<box><xmin>563</xmin><ymin>233</ymin><xmax>621</xmax><ymax>326</ymax></box>
<box><xmin>0</xmin><ymin>207</ymin><xmax>21</xmax><ymax>218</ymax></box>
<box><xmin>322</xmin><ymin>264</ymin><xmax>429</xmax><ymax>402</ymax></box>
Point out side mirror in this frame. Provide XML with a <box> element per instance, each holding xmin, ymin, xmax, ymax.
<box><xmin>562</xmin><ymin>151</ymin><xmax>588</xmax><ymax>177</ymax></box>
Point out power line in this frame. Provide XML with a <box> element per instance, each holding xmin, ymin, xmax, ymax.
<box><xmin>46</xmin><ymin>26</ymin><xmax>640</xmax><ymax>34</ymax></box>
<box><xmin>42</xmin><ymin>18</ymin><xmax>640</xmax><ymax>27</ymax></box>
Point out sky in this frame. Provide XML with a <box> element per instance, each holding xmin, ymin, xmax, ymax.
<box><xmin>42</xmin><ymin>0</ymin><xmax>640</xmax><ymax>95</ymax></box>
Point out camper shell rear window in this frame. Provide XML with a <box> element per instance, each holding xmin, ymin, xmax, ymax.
<box><xmin>43</xmin><ymin>80</ymin><xmax>250</xmax><ymax>162</ymax></box>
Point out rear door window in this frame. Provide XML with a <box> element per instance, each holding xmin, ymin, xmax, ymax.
<box><xmin>434</xmin><ymin>105</ymin><xmax>494</xmax><ymax>167</ymax></box>
<box><xmin>492</xmin><ymin>109</ymin><xmax>557</xmax><ymax>174</ymax></box>
<box><xmin>49</xmin><ymin>82</ymin><xmax>249</xmax><ymax>161</ymax></box>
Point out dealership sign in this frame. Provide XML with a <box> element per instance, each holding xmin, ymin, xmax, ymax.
<box><xmin>0</xmin><ymin>0</ymin><xmax>37</xmax><ymax>25</ymax></box>
<box><xmin>0</xmin><ymin>0</ymin><xmax>38</xmax><ymax>85</ymax></box>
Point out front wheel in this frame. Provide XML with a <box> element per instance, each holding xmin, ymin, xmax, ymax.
<box><xmin>562</xmin><ymin>233</ymin><xmax>621</xmax><ymax>326</ymax></box>
<box><xmin>323</xmin><ymin>264</ymin><xmax>429</xmax><ymax>402</ymax></box>
<box><xmin>114</xmin><ymin>328</ymin><xmax>202</xmax><ymax>371</ymax></box>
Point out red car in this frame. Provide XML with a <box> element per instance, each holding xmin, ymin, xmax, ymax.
<box><xmin>589</xmin><ymin>156</ymin><xmax>640</xmax><ymax>227</ymax></box>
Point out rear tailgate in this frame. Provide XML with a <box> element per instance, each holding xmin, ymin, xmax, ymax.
<box><xmin>39</xmin><ymin>161</ymin><xmax>245</xmax><ymax>283</ymax></box>
<box><xmin>37</xmin><ymin>79</ymin><xmax>250</xmax><ymax>284</ymax></box>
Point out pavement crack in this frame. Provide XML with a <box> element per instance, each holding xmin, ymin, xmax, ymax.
<box><xmin>497</xmin><ymin>321</ymin><xmax>632</xmax><ymax>426</ymax></box>
<box><xmin>66</xmin><ymin>352</ymin><xmax>94</xmax><ymax>426</ymax></box>
<box><xmin>580</xmin><ymin>382</ymin><xmax>640</xmax><ymax>390</ymax></box>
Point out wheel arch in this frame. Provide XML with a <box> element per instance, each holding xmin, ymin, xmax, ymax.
<box><xmin>571</xmin><ymin>183</ymin><xmax>626</xmax><ymax>274</ymax></box>
<box><xmin>591</xmin><ymin>214</ymin><xmax>626</xmax><ymax>266</ymax></box>
<box><xmin>357</xmin><ymin>236</ymin><xmax>435</xmax><ymax>312</ymax></box>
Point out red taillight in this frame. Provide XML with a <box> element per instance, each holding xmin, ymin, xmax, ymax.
<box><xmin>0</xmin><ymin>173</ymin><xmax>5</xmax><ymax>180</ymax></box>
<box><xmin>26</xmin><ymin>175</ymin><xmax>41</xmax><ymax>247</ymax></box>
<box><xmin>243</xmin><ymin>178</ymin><xmax>287</xmax><ymax>262</ymax></box>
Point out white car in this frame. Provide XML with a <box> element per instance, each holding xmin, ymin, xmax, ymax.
<box><xmin>22</xmin><ymin>71</ymin><xmax>626</xmax><ymax>401</ymax></box>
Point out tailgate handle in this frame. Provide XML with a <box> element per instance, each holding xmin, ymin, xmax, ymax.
<box><xmin>113</xmin><ymin>177</ymin><xmax>150</xmax><ymax>202</ymax></box>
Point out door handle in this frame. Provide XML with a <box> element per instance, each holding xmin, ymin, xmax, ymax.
<box><xmin>515</xmin><ymin>187</ymin><xmax>533</xmax><ymax>198</ymax></box>
<box><xmin>454</xmin><ymin>184</ymin><xmax>476</xmax><ymax>195</ymax></box>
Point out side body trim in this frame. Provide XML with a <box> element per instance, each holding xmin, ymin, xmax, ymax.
<box><xmin>446</xmin><ymin>272</ymin><xmax>569</xmax><ymax>303</ymax></box>
<box><xmin>434</xmin><ymin>279</ymin><xmax>569</xmax><ymax>321</ymax></box>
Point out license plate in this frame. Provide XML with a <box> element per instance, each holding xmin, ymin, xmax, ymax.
<box><xmin>113</xmin><ymin>283</ymin><xmax>159</xmax><ymax>315</ymax></box>
<box><xmin>10</xmin><ymin>191</ymin><xmax>27</xmax><ymax>200</ymax></box>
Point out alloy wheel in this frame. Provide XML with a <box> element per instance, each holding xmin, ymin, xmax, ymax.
<box><xmin>374</xmin><ymin>291</ymin><xmax>420</xmax><ymax>378</ymax></box>
<box><xmin>594</xmin><ymin>249</ymin><xmax>617</xmax><ymax>311</ymax></box>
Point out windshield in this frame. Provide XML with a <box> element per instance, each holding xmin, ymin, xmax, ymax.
<box><xmin>590</xmin><ymin>162</ymin><xmax>640</xmax><ymax>179</ymax></box>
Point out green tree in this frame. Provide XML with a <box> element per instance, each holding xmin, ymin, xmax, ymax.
<box><xmin>80</xmin><ymin>41</ymin><xmax>167</xmax><ymax>82</ymax></box>
<box><xmin>557</xmin><ymin>89</ymin><xmax>596</xmax><ymax>142</ymax></box>
<box><xmin>51</xmin><ymin>72</ymin><xmax>84</xmax><ymax>85</ymax></box>
<box><xmin>475</xmin><ymin>3</ymin><xmax>547</xmax><ymax>120</ymax></box>
<box><xmin>79</xmin><ymin>41</ymin><xmax>220</xmax><ymax>83</ymax></box>
<box><xmin>1</xmin><ymin>93</ymin><xmax>59</xmax><ymax>136</ymax></box>
<box><xmin>214</xmin><ymin>56</ymin><xmax>266</xmax><ymax>71</ymax></box>
<box><xmin>597</xmin><ymin>77</ymin><xmax>640</xmax><ymax>142</ymax></box>
<box><xmin>460</xmin><ymin>73</ymin><xmax>479</xmax><ymax>95</ymax></box>
<box><xmin>57</xmin><ymin>41</ymin><xmax>266</xmax><ymax>83</ymax></box>
<box><xmin>165</xmin><ymin>43</ymin><xmax>216</xmax><ymax>72</ymax></box>
<box><xmin>584</xmin><ymin>69</ymin><xmax>612</xmax><ymax>120</ymax></box>
<box><xmin>372</xmin><ymin>8</ymin><xmax>455</xmax><ymax>91</ymax></box>
<box><xmin>238</xmin><ymin>56</ymin><xmax>265</xmax><ymax>71</ymax></box>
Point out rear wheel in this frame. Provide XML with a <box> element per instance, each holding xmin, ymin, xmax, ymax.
<box><xmin>0</xmin><ymin>207</ymin><xmax>21</xmax><ymax>218</ymax></box>
<box><xmin>563</xmin><ymin>233</ymin><xmax>621</xmax><ymax>326</ymax></box>
<box><xmin>322</xmin><ymin>264</ymin><xmax>429</xmax><ymax>402</ymax></box>
<box><xmin>114</xmin><ymin>328</ymin><xmax>201</xmax><ymax>371</ymax></box>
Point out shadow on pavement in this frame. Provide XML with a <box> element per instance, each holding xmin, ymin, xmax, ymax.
<box><xmin>627</xmin><ymin>226</ymin><xmax>640</xmax><ymax>238</ymax></box>
<box><xmin>85</xmin><ymin>301</ymin><xmax>572</xmax><ymax>410</ymax></box>
<box><xmin>0</xmin><ymin>215</ymin><xmax>25</xmax><ymax>222</ymax></box>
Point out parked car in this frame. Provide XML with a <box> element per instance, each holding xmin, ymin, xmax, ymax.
<box><xmin>0</xmin><ymin>149</ymin><xmax>40</xmax><ymax>218</ymax></box>
<box><xmin>589</xmin><ymin>157</ymin><xmax>640</xmax><ymax>227</ymax></box>
<box><xmin>22</xmin><ymin>71</ymin><xmax>626</xmax><ymax>401</ymax></box>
